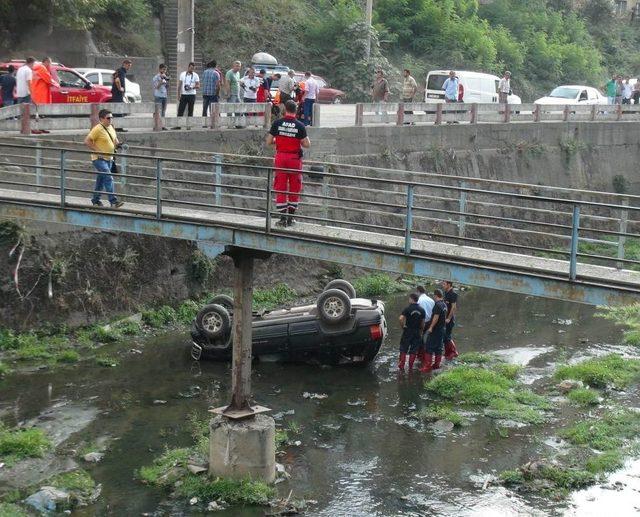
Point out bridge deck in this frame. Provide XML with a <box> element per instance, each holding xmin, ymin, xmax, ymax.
<box><xmin>2</xmin><ymin>187</ymin><xmax>639</xmax><ymax>291</ymax></box>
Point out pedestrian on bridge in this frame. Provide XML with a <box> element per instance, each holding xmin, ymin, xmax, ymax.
<box><xmin>177</xmin><ymin>62</ymin><xmax>200</xmax><ymax>120</ymax></box>
<box><xmin>420</xmin><ymin>289</ymin><xmax>447</xmax><ymax>373</ymax></box>
<box><xmin>402</xmin><ymin>69</ymin><xmax>417</xmax><ymax>121</ymax></box>
<box><xmin>266</xmin><ymin>100</ymin><xmax>310</xmax><ymax>227</ymax></box>
<box><xmin>201</xmin><ymin>60</ymin><xmax>221</xmax><ymax>117</ymax></box>
<box><xmin>443</xmin><ymin>280</ymin><xmax>459</xmax><ymax>361</ymax></box>
<box><xmin>398</xmin><ymin>292</ymin><xmax>426</xmax><ymax>372</ymax></box>
<box><xmin>84</xmin><ymin>108</ymin><xmax>124</xmax><ymax>208</ymax></box>
<box><xmin>442</xmin><ymin>71</ymin><xmax>459</xmax><ymax>103</ymax></box>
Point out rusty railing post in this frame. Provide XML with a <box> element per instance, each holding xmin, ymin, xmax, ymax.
<box><xmin>503</xmin><ymin>103</ymin><xmax>511</xmax><ymax>123</ymax></box>
<box><xmin>435</xmin><ymin>103</ymin><xmax>443</xmax><ymax>125</ymax></box>
<box><xmin>404</xmin><ymin>184</ymin><xmax>414</xmax><ymax>255</ymax></box>
<box><xmin>470</xmin><ymin>103</ymin><xmax>478</xmax><ymax>124</ymax></box>
<box><xmin>263</xmin><ymin>102</ymin><xmax>272</xmax><ymax>129</ymax></box>
<box><xmin>590</xmin><ymin>104</ymin><xmax>597</xmax><ymax>121</ymax></box>
<box><xmin>563</xmin><ymin>105</ymin><xmax>570</xmax><ymax>122</ymax></box>
<box><xmin>20</xmin><ymin>103</ymin><xmax>31</xmax><ymax>135</ymax></box>
<box><xmin>153</xmin><ymin>103</ymin><xmax>162</xmax><ymax>131</ymax></box>
<box><xmin>211</xmin><ymin>102</ymin><xmax>220</xmax><ymax>129</ymax></box>
<box><xmin>617</xmin><ymin>103</ymin><xmax>623</xmax><ymax>121</ymax></box>
<box><xmin>396</xmin><ymin>103</ymin><xmax>404</xmax><ymax>126</ymax></box>
<box><xmin>90</xmin><ymin>103</ymin><xmax>99</xmax><ymax>128</ymax></box>
<box><xmin>355</xmin><ymin>103</ymin><xmax>364</xmax><ymax>126</ymax></box>
<box><xmin>533</xmin><ymin>104</ymin><xmax>541</xmax><ymax>122</ymax></box>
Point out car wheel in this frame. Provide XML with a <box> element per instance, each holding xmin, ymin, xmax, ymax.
<box><xmin>195</xmin><ymin>304</ymin><xmax>231</xmax><ymax>339</ymax></box>
<box><xmin>209</xmin><ymin>294</ymin><xmax>234</xmax><ymax>313</ymax></box>
<box><xmin>324</xmin><ymin>279</ymin><xmax>356</xmax><ymax>299</ymax></box>
<box><xmin>317</xmin><ymin>289</ymin><xmax>351</xmax><ymax>324</ymax></box>
<box><xmin>333</xmin><ymin>97</ymin><xmax>343</xmax><ymax>104</ymax></box>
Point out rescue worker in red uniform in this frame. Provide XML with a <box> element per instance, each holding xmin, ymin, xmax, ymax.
<box><xmin>266</xmin><ymin>100</ymin><xmax>311</xmax><ymax>227</ymax></box>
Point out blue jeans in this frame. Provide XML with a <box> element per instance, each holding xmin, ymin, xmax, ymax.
<box><xmin>92</xmin><ymin>159</ymin><xmax>117</xmax><ymax>204</ymax></box>
<box><xmin>154</xmin><ymin>96</ymin><xmax>167</xmax><ymax>117</ymax></box>
<box><xmin>303</xmin><ymin>98</ymin><xmax>315</xmax><ymax>126</ymax></box>
<box><xmin>202</xmin><ymin>94</ymin><xmax>219</xmax><ymax>116</ymax></box>
<box><xmin>2</xmin><ymin>99</ymin><xmax>15</xmax><ymax>106</ymax></box>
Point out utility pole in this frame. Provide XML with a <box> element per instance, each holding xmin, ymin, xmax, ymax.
<box><xmin>364</xmin><ymin>0</ymin><xmax>373</xmax><ymax>60</ymax></box>
<box><xmin>176</xmin><ymin>0</ymin><xmax>194</xmax><ymax>98</ymax></box>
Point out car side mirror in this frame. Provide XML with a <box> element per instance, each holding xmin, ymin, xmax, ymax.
<box><xmin>84</xmin><ymin>82</ymin><xmax>92</xmax><ymax>90</ymax></box>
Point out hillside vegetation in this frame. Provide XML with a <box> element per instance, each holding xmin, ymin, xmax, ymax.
<box><xmin>1</xmin><ymin>0</ymin><xmax>639</xmax><ymax>101</ymax></box>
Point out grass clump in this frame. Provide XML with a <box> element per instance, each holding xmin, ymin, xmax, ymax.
<box><xmin>417</xmin><ymin>405</ymin><xmax>468</xmax><ymax>427</ymax></box>
<box><xmin>95</xmin><ymin>355</ymin><xmax>119</xmax><ymax>368</ymax></box>
<box><xmin>253</xmin><ymin>283</ymin><xmax>297</xmax><ymax>311</ymax></box>
<box><xmin>138</xmin><ymin>447</ymin><xmax>191</xmax><ymax>485</ymax></box>
<box><xmin>352</xmin><ymin>273</ymin><xmax>403</xmax><ymax>297</ymax></box>
<box><xmin>492</xmin><ymin>363</ymin><xmax>523</xmax><ymax>380</ymax></box>
<box><xmin>537</xmin><ymin>465</ymin><xmax>596</xmax><ymax>489</ymax></box>
<box><xmin>555</xmin><ymin>354</ymin><xmax>640</xmax><ymax>389</ymax></box>
<box><xmin>49</xmin><ymin>469</ymin><xmax>95</xmax><ymax>493</ymax></box>
<box><xmin>585</xmin><ymin>450</ymin><xmax>624</xmax><ymax>474</ymax></box>
<box><xmin>0</xmin><ymin>361</ymin><xmax>11</xmax><ymax>376</ymax></box>
<box><xmin>499</xmin><ymin>469</ymin><xmax>525</xmax><ymax>485</ymax></box>
<box><xmin>0</xmin><ymin>503</ymin><xmax>29</xmax><ymax>516</ymax></box>
<box><xmin>560</xmin><ymin>409</ymin><xmax>640</xmax><ymax>451</ymax></box>
<box><xmin>425</xmin><ymin>364</ymin><xmax>550</xmax><ymax>425</ymax></box>
<box><xmin>177</xmin><ymin>300</ymin><xmax>200</xmax><ymax>325</ymax></box>
<box><xmin>92</xmin><ymin>326</ymin><xmax>121</xmax><ymax>343</ymax></box>
<box><xmin>0</xmin><ymin>425</ymin><xmax>51</xmax><ymax>462</ymax></box>
<box><xmin>114</xmin><ymin>319</ymin><xmax>142</xmax><ymax>336</ymax></box>
<box><xmin>55</xmin><ymin>350</ymin><xmax>80</xmax><ymax>364</ymax></box>
<box><xmin>598</xmin><ymin>302</ymin><xmax>640</xmax><ymax>344</ymax></box>
<box><xmin>175</xmin><ymin>476</ymin><xmax>275</xmax><ymax>505</ymax></box>
<box><xmin>142</xmin><ymin>306</ymin><xmax>177</xmax><ymax>328</ymax></box>
<box><xmin>567</xmin><ymin>388</ymin><xmax>600</xmax><ymax>406</ymax></box>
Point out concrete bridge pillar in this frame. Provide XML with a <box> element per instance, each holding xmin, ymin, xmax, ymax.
<box><xmin>209</xmin><ymin>247</ymin><xmax>275</xmax><ymax>483</ymax></box>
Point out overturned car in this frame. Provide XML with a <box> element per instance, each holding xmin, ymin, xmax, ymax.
<box><xmin>190</xmin><ymin>280</ymin><xmax>387</xmax><ymax>365</ymax></box>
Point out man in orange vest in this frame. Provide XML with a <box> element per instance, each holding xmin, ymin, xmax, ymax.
<box><xmin>31</xmin><ymin>57</ymin><xmax>59</xmax><ymax>105</ymax></box>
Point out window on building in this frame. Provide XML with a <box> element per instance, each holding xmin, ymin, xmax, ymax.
<box><xmin>616</xmin><ymin>0</ymin><xmax>628</xmax><ymax>15</ymax></box>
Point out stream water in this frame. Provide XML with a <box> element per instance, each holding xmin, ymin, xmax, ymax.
<box><xmin>1</xmin><ymin>288</ymin><xmax>639</xmax><ymax>516</ymax></box>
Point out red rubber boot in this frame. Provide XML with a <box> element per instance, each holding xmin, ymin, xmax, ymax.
<box><xmin>433</xmin><ymin>354</ymin><xmax>443</xmax><ymax>370</ymax></box>
<box><xmin>398</xmin><ymin>352</ymin><xmax>407</xmax><ymax>371</ymax></box>
<box><xmin>445</xmin><ymin>339</ymin><xmax>459</xmax><ymax>360</ymax></box>
<box><xmin>408</xmin><ymin>354</ymin><xmax>417</xmax><ymax>371</ymax></box>
<box><xmin>420</xmin><ymin>353</ymin><xmax>433</xmax><ymax>373</ymax></box>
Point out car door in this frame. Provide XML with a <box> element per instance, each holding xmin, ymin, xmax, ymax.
<box><xmin>84</xmin><ymin>72</ymin><xmax>100</xmax><ymax>86</ymax></box>
<box><xmin>55</xmin><ymin>69</ymin><xmax>97</xmax><ymax>103</ymax></box>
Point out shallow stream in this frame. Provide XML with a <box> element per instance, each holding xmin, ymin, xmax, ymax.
<box><xmin>1</xmin><ymin>288</ymin><xmax>639</xmax><ymax>516</ymax></box>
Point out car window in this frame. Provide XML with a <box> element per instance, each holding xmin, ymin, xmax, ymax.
<box><xmin>588</xmin><ymin>88</ymin><xmax>597</xmax><ymax>100</ymax></box>
<box><xmin>316</xmin><ymin>78</ymin><xmax>327</xmax><ymax>88</ymax></box>
<box><xmin>102</xmin><ymin>73</ymin><xmax>113</xmax><ymax>87</ymax></box>
<box><xmin>426</xmin><ymin>74</ymin><xmax>448</xmax><ymax>91</ymax></box>
<box><xmin>549</xmin><ymin>86</ymin><xmax>580</xmax><ymax>99</ymax></box>
<box><xmin>85</xmin><ymin>73</ymin><xmax>99</xmax><ymax>84</ymax></box>
<box><xmin>56</xmin><ymin>69</ymin><xmax>88</xmax><ymax>88</ymax></box>
<box><xmin>495</xmin><ymin>79</ymin><xmax>500</xmax><ymax>93</ymax></box>
<box><xmin>579</xmin><ymin>90</ymin><xmax>588</xmax><ymax>101</ymax></box>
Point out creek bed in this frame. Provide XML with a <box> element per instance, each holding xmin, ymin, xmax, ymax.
<box><xmin>0</xmin><ymin>288</ymin><xmax>638</xmax><ymax>516</ymax></box>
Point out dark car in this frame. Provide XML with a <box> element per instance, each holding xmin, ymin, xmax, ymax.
<box><xmin>293</xmin><ymin>73</ymin><xmax>345</xmax><ymax>104</ymax></box>
<box><xmin>190</xmin><ymin>280</ymin><xmax>387</xmax><ymax>365</ymax></box>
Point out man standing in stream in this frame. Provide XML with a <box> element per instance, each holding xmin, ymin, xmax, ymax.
<box><xmin>443</xmin><ymin>280</ymin><xmax>460</xmax><ymax>360</ymax></box>
<box><xmin>266</xmin><ymin>100</ymin><xmax>311</xmax><ymax>227</ymax></box>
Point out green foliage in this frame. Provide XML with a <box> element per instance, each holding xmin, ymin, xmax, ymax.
<box><xmin>457</xmin><ymin>352</ymin><xmax>495</xmax><ymax>364</ymax></box>
<box><xmin>499</xmin><ymin>469</ymin><xmax>525</xmax><ymax>485</ymax></box>
<box><xmin>115</xmin><ymin>319</ymin><xmax>143</xmax><ymax>336</ymax></box>
<box><xmin>585</xmin><ymin>450</ymin><xmax>624</xmax><ymax>473</ymax></box>
<box><xmin>426</xmin><ymin>364</ymin><xmax>550</xmax><ymax>424</ymax></box>
<box><xmin>48</xmin><ymin>469</ymin><xmax>96</xmax><ymax>493</ymax></box>
<box><xmin>95</xmin><ymin>355</ymin><xmax>119</xmax><ymax>368</ymax></box>
<box><xmin>554</xmin><ymin>354</ymin><xmax>640</xmax><ymax>389</ymax></box>
<box><xmin>417</xmin><ymin>404</ymin><xmax>468</xmax><ymax>427</ymax></box>
<box><xmin>0</xmin><ymin>425</ymin><xmax>51</xmax><ymax>461</ymax></box>
<box><xmin>536</xmin><ymin>465</ymin><xmax>596</xmax><ymax>489</ymax></box>
<box><xmin>93</xmin><ymin>326</ymin><xmax>121</xmax><ymax>343</ymax></box>
<box><xmin>492</xmin><ymin>363</ymin><xmax>523</xmax><ymax>380</ymax></box>
<box><xmin>176</xmin><ymin>300</ymin><xmax>200</xmax><ymax>325</ymax></box>
<box><xmin>561</xmin><ymin>409</ymin><xmax>640</xmax><ymax>451</ymax></box>
<box><xmin>0</xmin><ymin>361</ymin><xmax>11</xmax><ymax>377</ymax></box>
<box><xmin>599</xmin><ymin>303</ymin><xmax>640</xmax><ymax>344</ymax></box>
<box><xmin>612</xmin><ymin>175</ymin><xmax>628</xmax><ymax>194</ymax></box>
<box><xmin>138</xmin><ymin>447</ymin><xmax>191</xmax><ymax>485</ymax></box>
<box><xmin>353</xmin><ymin>274</ymin><xmax>403</xmax><ymax>297</ymax></box>
<box><xmin>188</xmin><ymin>250</ymin><xmax>215</xmax><ymax>284</ymax></box>
<box><xmin>142</xmin><ymin>306</ymin><xmax>177</xmax><ymax>328</ymax></box>
<box><xmin>56</xmin><ymin>350</ymin><xmax>80</xmax><ymax>364</ymax></box>
<box><xmin>253</xmin><ymin>283</ymin><xmax>297</xmax><ymax>311</ymax></box>
<box><xmin>567</xmin><ymin>387</ymin><xmax>600</xmax><ymax>406</ymax></box>
<box><xmin>175</xmin><ymin>476</ymin><xmax>275</xmax><ymax>505</ymax></box>
<box><xmin>0</xmin><ymin>220</ymin><xmax>26</xmax><ymax>244</ymax></box>
<box><xmin>0</xmin><ymin>503</ymin><xmax>30</xmax><ymax>517</ymax></box>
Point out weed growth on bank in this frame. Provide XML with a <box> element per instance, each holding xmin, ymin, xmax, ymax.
<box><xmin>555</xmin><ymin>354</ymin><xmax>640</xmax><ymax>389</ymax></box>
<box><xmin>253</xmin><ymin>283</ymin><xmax>297</xmax><ymax>311</ymax></box>
<box><xmin>0</xmin><ymin>503</ymin><xmax>29</xmax><ymax>517</ymax></box>
<box><xmin>0</xmin><ymin>425</ymin><xmax>51</xmax><ymax>463</ymax></box>
<box><xmin>566</xmin><ymin>387</ymin><xmax>600</xmax><ymax>406</ymax></box>
<box><xmin>417</xmin><ymin>405</ymin><xmax>468</xmax><ymax>427</ymax></box>
<box><xmin>599</xmin><ymin>302</ymin><xmax>640</xmax><ymax>345</ymax></box>
<box><xmin>353</xmin><ymin>274</ymin><xmax>403</xmax><ymax>297</ymax></box>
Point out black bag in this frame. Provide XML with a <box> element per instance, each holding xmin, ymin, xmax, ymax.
<box><xmin>101</xmin><ymin>125</ymin><xmax>120</xmax><ymax>175</ymax></box>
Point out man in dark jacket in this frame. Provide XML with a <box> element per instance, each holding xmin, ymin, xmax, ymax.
<box><xmin>420</xmin><ymin>289</ymin><xmax>447</xmax><ymax>372</ymax></box>
<box><xmin>398</xmin><ymin>292</ymin><xmax>426</xmax><ymax>371</ymax></box>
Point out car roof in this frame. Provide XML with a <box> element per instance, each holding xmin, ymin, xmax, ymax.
<box><xmin>76</xmin><ymin>68</ymin><xmax>117</xmax><ymax>74</ymax></box>
<box><xmin>428</xmin><ymin>70</ymin><xmax>500</xmax><ymax>80</ymax></box>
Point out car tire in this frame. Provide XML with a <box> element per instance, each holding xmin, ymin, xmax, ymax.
<box><xmin>195</xmin><ymin>304</ymin><xmax>231</xmax><ymax>339</ymax></box>
<box><xmin>324</xmin><ymin>279</ymin><xmax>356</xmax><ymax>299</ymax></box>
<box><xmin>317</xmin><ymin>289</ymin><xmax>352</xmax><ymax>324</ymax></box>
<box><xmin>333</xmin><ymin>97</ymin><xmax>343</xmax><ymax>104</ymax></box>
<box><xmin>209</xmin><ymin>294</ymin><xmax>234</xmax><ymax>313</ymax></box>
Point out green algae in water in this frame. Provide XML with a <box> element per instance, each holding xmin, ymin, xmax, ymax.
<box><xmin>555</xmin><ymin>354</ymin><xmax>640</xmax><ymax>389</ymax></box>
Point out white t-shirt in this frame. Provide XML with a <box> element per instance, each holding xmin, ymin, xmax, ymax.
<box><xmin>179</xmin><ymin>71</ymin><xmax>199</xmax><ymax>95</ymax></box>
<box><xmin>305</xmin><ymin>77</ymin><xmax>319</xmax><ymax>100</ymax></box>
<box><xmin>623</xmin><ymin>83</ymin><xmax>633</xmax><ymax>99</ymax></box>
<box><xmin>418</xmin><ymin>293</ymin><xmax>435</xmax><ymax>321</ymax></box>
<box><xmin>16</xmin><ymin>65</ymin><xmax>33</xmax><ymax>98</ymax></box>
<box><xmin>240</xmin><ymin>76</ymin><xmax>260</xmax><ymax>100</ymax></box>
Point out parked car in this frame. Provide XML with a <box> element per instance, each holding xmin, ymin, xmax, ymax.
<box><xmin>190</xmin><ymin>280</ymin><xmax>387</xmax><ymax>365</ymax></box>
<box><xmin>76</xmin><ymin>67</ymin><xmax>142</xmax><ymax>103</ymax></box>
<box><xmin>0</xmin><ymin>60</ymin><xmax>112</xmax><ymax>107</ymax></box>
<box><xmin>534</xmin><ymin>85</ymin><xmax>607</xmax><ymax>105</ymax></box>
<box><xmin>424</xmin><ymin>70</ymin><xmax>521</xmax><ymax>104</ymax></box>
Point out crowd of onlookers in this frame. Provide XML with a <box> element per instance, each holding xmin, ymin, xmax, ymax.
<box><xmin>604</xmin><ymin>75</ymin><xmax>640</xmax><ymax>104</ymax></box>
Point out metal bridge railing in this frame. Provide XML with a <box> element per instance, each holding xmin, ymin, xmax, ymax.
<box><xmin>1</xmin><ymin>140</ymin><xmax>639</xmax><ymax>282</ymax></box>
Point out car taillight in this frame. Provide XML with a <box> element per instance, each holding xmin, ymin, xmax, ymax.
<box><xmin>369</xmin><ymin>324</ymin><xmax>383</xmax><ymax>340</ymax></box>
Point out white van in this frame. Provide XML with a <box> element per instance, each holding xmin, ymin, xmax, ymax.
<box><xmin>424</xmin><ymin>70</ymin><xmax>521</xmax><ymax>104</ymax></box>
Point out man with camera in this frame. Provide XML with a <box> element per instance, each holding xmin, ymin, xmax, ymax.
<box><xmin>240</xmin><ymin>67</ymin><xmax>260</xmax><ymax>104</ymax></box>
<box><xmin>177</xmin><ymin>62</ymin><xmax>200</xmax><ymax>120</ymax></box>
<box><xmin>84</xmin><ymin>108</ymin><xmax>124</xmax><ymax>208</ymax></box>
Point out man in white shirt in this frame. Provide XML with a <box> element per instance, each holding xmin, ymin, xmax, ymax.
<box><xmin>622</xmin><ymin>77</ymin><xmax>633</xmax><ymax>104</ymax></box>
<box><xmin>416</xmin><ymin>285</ymin><xmax>435</xmax><ymax>321</ymax></box>
<box><xmin>177</xmin><ymin>62</ymin><xmax>200</xmax><ymax>119</ymax></box>
<box><xmin>16</xmin><ymin>57</ymin><xmax>36</xmax><ymax>104</ymax></box>
<box><xmin>302</xmin><ymin>71</ymin><xmax>319</xmax><ymax>126</ymax></box>
<box><xmin>240</xmin><ymin>67</ymin><xmax>260</xmax><ymax>103</ymax></box>
<box><xmin>498</xmin><ymin>70</ymin><xmax>511</xmax><ymax>104</ymax></box>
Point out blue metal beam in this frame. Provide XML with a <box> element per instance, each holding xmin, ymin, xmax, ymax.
<box><xmin>1</xmin><ymin>201</ymin><xmax>637</xmax><ymax>307</ymax></box>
